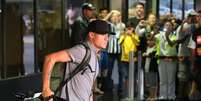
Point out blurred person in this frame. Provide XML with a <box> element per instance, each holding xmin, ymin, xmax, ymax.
<box><xmin>155</xmin><ymin>20</ymin><xmax>179</xmax><ymax>100</ymax></box>
<box><xmin>118</xmin><ymin>24</ymin><xmax>139</xmax><ymax>98</ymax></box>
<box><xmin>137</xmin><ymin>13</ymin><xmax>159</xmax><ymax>100</ymax></box>
<box><xmin>176</xmin><ymin>9</ymin><xmax>198</xmax><ymax>100</ymax></box>
<box><xmin>103</xmin><ymin>10</ymin><xmax>126</xmax><ymax>92</ymax></box>
<box><xmin>127</xmin><ymin>3</ymin><xmax>145</xmax><ymax>97</ymax></box>
<box><xmin>42</xmin><ymin>20</ymin><xmax>112</xmax><ymax>101</ymax></box>
<box><xmin>66</xmin><ymin>7</ymin><xmax>80</xmax><ymax>25</ymax></box>
<box><xmin>70</xmin><ymin>3</ymin><xmax>95</xmax><ymax>47</ymax></box>
<box><xmin>129</xmin><ymin>3</ymin><xmax>146</xmax><ymax>71</ymax></box>
<box><xmin>99</xmin><ymin>8</ymin><xmax>109</xmax><ymax>19</ymax></box>
<box><xmin>189</xmin><ymin>10</ymin><xmax>201</xmax><ymax>100</ymax></box>
<box><xmin>135</xmin><ymin>13</ymin><xmax>159</xmax><ymax>39</ymax></box>
<box><xmin>165</xmin><ymin>12</ymin><xmax>179</xmax><ymax>29</ymax></box>
<box><xmin>128</xmin><ymin>2</ymin><xmax>145</xmax><ymax>28</ymax></box>
<box><xmin>144</xmin><ymin>36</ymin><xmax>158</xmax><ymax>101</ymax></box>
<box><xmin>22</xmin><ymin>14</ymin><xmax>32</xmax><ymax>35</ymax></box>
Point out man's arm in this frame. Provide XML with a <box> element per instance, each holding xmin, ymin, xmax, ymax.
<box><xmin>89</xmin><ymin>94</ymin><xmax>93</xmax><ymax>101</ymax></box>
<box><xmin>42</xmin><ymin>50</ymin><xmax>71</xmax><ymax>98</ymax></box>
<box><xmin>165</xmin><ymin>31</ymin><xmax>176</xmax><ymax>47</ymax></box>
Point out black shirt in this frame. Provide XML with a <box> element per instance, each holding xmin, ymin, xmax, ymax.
<box><xmin>128</xmin><ymin>17</ymin><xmax>142</xmax><ymax>28</ymax></box>
<box><xmin>192</xmin><ymin>27</ymin><xmax>201</xmax><ymax>57</ymax></box>
<box><xmin>70</xmin><ymin>16</ymin><xmax>89</xmax><ymax>47</ymax></box>
<box><xmin>128</xmin><ymin>17</ymin><xmax>146</xmax><ymax>52</ymax></box>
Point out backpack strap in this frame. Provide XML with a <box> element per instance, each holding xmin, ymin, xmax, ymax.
<box><xmin>54</xmin><ymin>42</ymin><xmax>91</xmax><ymax>95</ymax></box>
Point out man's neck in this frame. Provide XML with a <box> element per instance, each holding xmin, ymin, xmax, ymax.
<box><xmin>136</xmin><ymin>15</ymin><xmax>144</xmax><ymax>20</ymax></box>
<box><xmin>88</xmin><ymin>40</ymin><xmax>100</xmax><ymax>54</ymax></box>
<box><xmin>82</xmin><ymin>14</ymin><xmax>90</xmax><ymax>22</ymax></box>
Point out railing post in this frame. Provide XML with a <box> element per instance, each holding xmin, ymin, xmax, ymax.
<box><xmin>128</xmin><ymin>51</ymin><xmax>135</xmax><ymax>100</ymax></box>
<box><xmin>137</xmin><ymin>51</ymin><xmax>144</xmax><ymax>101</ymax></box>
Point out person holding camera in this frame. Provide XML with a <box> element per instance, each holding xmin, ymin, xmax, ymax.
<box><xmin>118</xmin><ymin>24</ymin><xmax>139</xmax><ymax>98</ymax></box>
<box><xmin>176</xmin><ymin>9</ymin><xmax>198</xmax><ymax>100</ymax></box>
<box><xmin>136</xmin><ymin>13</ymin><xmax>159</xmax><ymax>100</ymax></box>
<box><xmin>189</xmin><ymin>10</ymin><xmax>201</xmax><ymax>100</ymax></box>
<box><xmin>155</xmin><ymin>20</ymin><xmax>179</xmax><ymax>100</ymax></box>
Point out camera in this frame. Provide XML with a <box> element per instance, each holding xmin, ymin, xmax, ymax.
<box><xmin>139</xmin><ymin>20</ymin><xmax>147</xmax><ymax>27</ymax></box>
<box><xmin>163</xmin><ymin>28</ymin><xmax>167</xmax><ymax>32</ymax></box>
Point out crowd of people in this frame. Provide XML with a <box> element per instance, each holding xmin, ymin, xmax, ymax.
<box><xmin>42</xmin><ymin>2</ymin><xmax>201</xmax><ymax>101</ymax></box>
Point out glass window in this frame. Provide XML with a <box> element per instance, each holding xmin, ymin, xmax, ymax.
<box><xmin>185</xmin><ymin>0</ymin><xmax>194</xmax><ymax>17</ymax></box>
<box><xmin>0</xmin><ymin>1</ymin><xmax>1</xmax><ymax>12</ymax></box>
<box><xmin>3</xmin><ymin>0</ymin><xmax>35</xmax><ymax>78</ymax></box>
<box><xmin>37</xmin><ymin>0</ymin><xmax>63</xmax><ymax>69</ymax></box>
<box><xmin>159</xmin><ymin>0</ymin><xmax>170</xmax><ymax>16</ymax></box>
<box><xmin>172</xmin><ymin>0</ymin><xmax>182</xmax><ymax>19</ymax></box>
<box><xmin>0</xmin><ymin>0</ymin><xmax>71</xmax><ymax>78</ymax></box>
<box><xmin>5</xmin><ymin>2</ymin><xmax>25</xmax><ymax>77</ymax></box>
<box><xmin>159</xmin><ymin>0</ymin><xmax>194</xmax><ymax>19</ymax></box>
<box><xmin>21</xmin><ymin>1</ymin><xmax>35</xmax><ymax>75</ymax></box>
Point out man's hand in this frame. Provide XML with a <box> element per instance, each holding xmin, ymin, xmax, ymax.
<box><xmin>139</xmin><ymin>20</ymin><xmax>147</xmax><ymax>27</ymax></box>
<box><xmin>126</xmin><ymin>28</ymin><xmax>133</xmax><ymax>35</ymax></box>
<box><xmin>165</xmin><ymin>29</ymin><xmax>171</xmax><ymax>37</ymax></box>
<box><xmin>89</xmin><ymin>94</ymin><xmax>93</xmax><ymax>101</ymax></box>
<box><xmin>42</xmin><ymin>88</ymin><xmax>54</xmax><ymax>101</ymax></box>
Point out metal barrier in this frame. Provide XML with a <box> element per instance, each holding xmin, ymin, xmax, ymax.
<box><xmin>128</xmin><ymin>51</ymin><xmax>144</xmax><ymax>101</ymax></box>
<box><xmin>128</xmin><ymin>51</ymin><xmax>135</xmax><ymax>100</ymax></box>
<box><xmin>137</xmin><ymin>51</ymin><xmax>144</xmax><ymax>101</ymax></box>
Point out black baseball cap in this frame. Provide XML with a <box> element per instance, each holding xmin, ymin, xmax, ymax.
<box><xmin>81</xmin><ymin>3</ymin><xmax>95</xmax><ymax>10</ymax></box>
<box><xmin>87</xmin><ymin>20</ymin><xmax>114</xmax><ymax>35</ymax></box>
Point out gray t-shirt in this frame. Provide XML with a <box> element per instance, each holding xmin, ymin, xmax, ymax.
<box><xmin>59</xmin><ymin>42</ymin><xmax>99</xmax><ymax>101</ymax></box>
<box><xmin>176</xmin><ymin>24</ymin><xmax>192</xmax><ymax>56</ymax></box>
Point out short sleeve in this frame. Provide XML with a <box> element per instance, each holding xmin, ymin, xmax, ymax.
<box><xmin>66</xmin><ymin>45</ymin><xmax>86</xmax><ymax>64</ymax></box>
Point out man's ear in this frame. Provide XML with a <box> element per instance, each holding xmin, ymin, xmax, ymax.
<box><xmin>88</xmin><ymin>32</ymin><xmax>95</xmax><ymax>38</ymax></box>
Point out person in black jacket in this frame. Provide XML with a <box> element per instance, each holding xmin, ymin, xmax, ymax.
<box><xmin>70</xmin><ymin>3</ymin><xmax>95</xmax><ymax>47</ymax></box>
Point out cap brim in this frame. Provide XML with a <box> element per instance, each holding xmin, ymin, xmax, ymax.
<box><xmin>86</xmin><ymin>7</ymin><xmax>95</xmax><ymax>10</ymax></box>
<box><xmin>109</xmin><ymin>32</ymin><xmax>116</xmax><ymax>35</ymax></box>
<box><xmin>188</xmin><ymin>13</ymin><xmax>197</xmax><ymax>16</ymax></box>
<box><xmin>94</xmin><ymin>31</ymin><xmax>115</xmax><ymax>35</ymax></box>
<box><xmin>192</xmin><ymin>13</ymin><xmax>198</xmax><ymax>15</ymax></box>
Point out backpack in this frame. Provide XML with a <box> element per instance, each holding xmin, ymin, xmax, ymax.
<box><xmin>44</xmin><ymin>42</ymin><xmax>91</xmax><ymax>101</ymax></box>
<box><xmin>15</xmin><ymin>43</ymin><xmax>91</xmax><ymax>101</ymax></box>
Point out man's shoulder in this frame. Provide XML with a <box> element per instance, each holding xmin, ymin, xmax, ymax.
<box><xmin>72</xmin><ymin>43</ymin><xmax>87</xmax><ymax>49</ymax></box>
<box><xmin>69</xmin><ymin>44</ymin><xmax>87</xmax><ymax>53</ymax></box>
<box><xmin>129</xmin><ymin>16</ymin><xmax>137</xmax><ymax>20</ymax></box>
<box><xmin>72</xmin><ymin>42</ymin><xmax>92</xmax><ymax>53</ymax></box>
<box><xmin>74</xmin><ymin>16</ymin><xmax>84</xmax><ymax>23</ymax></box>
<box><xmin>128</xmin><ymin>17</ymin><xmax>141</xmax><ymax>28</ymax></box>
<box><xmin>129</xmin><ymin>16</ymin><xmax>137</xmax><ymax>19</ymax></box>
<box><xmin>67</xmin><ymin>43</ymin><xmax>90</xmax><ymax>61</ymax></box>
